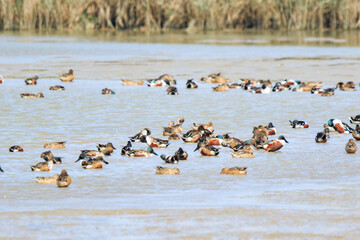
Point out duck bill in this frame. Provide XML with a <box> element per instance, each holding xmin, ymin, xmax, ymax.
<box><xmin>75</xmin><ymin>158</ymin><xmax>81</xmax><ymax>163</ymax></box>
<box><xmin>153</xmin><ymin>151</ymin><xmax>158</xmax><ymax>156</ymax></box>
<box><xmin>285</xmin><ymin>138</ymin><xmax>289</xmax><ymax>143</ymax></box>
<box><xmin>194</xmin><ymin>145</ymin><xmax>199</xmax><ymax>152</ymax></box>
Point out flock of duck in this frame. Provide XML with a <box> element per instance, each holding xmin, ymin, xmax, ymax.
<box><xmin>0</xmin><ymin>71</ymin><xmax>359</xmax><ymax>188</ymax></box>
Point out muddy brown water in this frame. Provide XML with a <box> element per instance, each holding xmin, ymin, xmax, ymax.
<box><xmin>0</xmin><ymin>31</ymin><xmax>360</xmax><ymax>239</ymax></box>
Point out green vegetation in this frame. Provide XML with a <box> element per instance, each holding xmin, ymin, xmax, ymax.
<box><xmin>0</xmin><ymin>0</ymin><xmax>359</xmax><ymax>31</ymax></box>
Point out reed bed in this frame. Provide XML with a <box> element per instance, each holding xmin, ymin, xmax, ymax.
<box><xmin>0</xmin><ymin>0</ymin><xmax>359</xmax><ymax>31</ymax></box>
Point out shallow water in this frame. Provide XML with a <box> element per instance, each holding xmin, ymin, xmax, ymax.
<box><xmin>0</xmin><ymin>32</ymin><xmax>360</xmax><ymax>239</ymax></box>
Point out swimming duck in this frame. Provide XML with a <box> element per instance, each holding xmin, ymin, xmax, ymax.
<box><xmin>250</xmin><ymin>84</ymin><xmax>271</xmax><ymax>94</ymax></box>
<box><xmin>315</xmin><ymin>128</ymin><xmax>330</xmax><ymax>143</ymax></box>
<box><xmin>75</xmin><ymin>156</ymin><xmax>109</xmax><ymax>169</ymax></box>
<box><xmin>230</xmin><ymin>145</ymin><xmax>255</xmax><ymax>158</ymax></box>
<box><xmin>352</xmin><ymin>125</ymin><xmax>360</xmax><ymax>140</ymax></box>
<box><xmin>57</xmin><ymin>170</ymin><xmax>72</xmax><ymax>187</ymax></box>
<box><xmin>49</xmin><ymin>85</ymin><xmax>65</xmax><ymax>91</ymax></box>
<box><xmin>35</xmin><ymin>174</ymin><xmax>59</xmax><ymax>184</ymax></box>
<box><xmin>265</xmin><ymin>122</ymin><xmax>276</xmax><ymax>135</ymax></box>
<box><xmin>140</xmin><ymin>135</ymin><xmax>170</xmax><ymax>148</ymax></box>
<box><xmin>193</xmin><ymin>122</ymin><xmax>215</xmax><ymax>133</ymax></box>
<box><xmin>289</xmin><ymin>120</ymin><xmax>309</xmax><ymax>128</ymax></box>
<box><xmin>186</xmin><ymin>79</ymin><xmax>198</xmax><ymax>89</ymax></box>
<box><xmin>154</xmin><ymin>166</ymin><xmax>180</xmax><ymax>175</ymax></box>
<box><xmin>160</xmin><ymin>154</ymin><xmax>179</xmax><ymax>164</ymax></box>
<box><xmin>166</xmin><ymin>86</ymin><xmax>178</xmax><ymax>95</ymax></box>
<box><xmin>220</xmin><ymin>167</ymin><xmax>247</xmax><ymax>175</ymax></box>
<box><xmin>163</xmin><ymin>117</ymin><xmax>184</xmax><ymax>136</ymax></box>
<box><xmin>297</xmin><ymin>81</ymin><xmax>323</xmax><ymax>92</ymax></box>
<box><xmin>60</xmin><ymin>69</ymin><xmax>74</xmax><ymax>82</ymax></box>
<box><xmin>174</xmin><ymin>147</ymin><xmax>188</xmax><ymax>160</ymax></box>
<box><xmin>221</xmin><ymin>137</ymin><xmax>247</xmax><ymax>149</ymax></box>
<box><xmin>25</xmin><ymin>75</ymin><xmax>38</xmax><ymax>85</ymax></box>
<box><xmin>129</xmin><ymin>128</ymin><xmax>151</xmax><ymax>142</ymax></box>
<box><xmin>345</xmin><ymin>139</ymin><xmax>357</xmax><ymax>154</ymax></box>
<box><xmin>229</xmin><ymin>83</ymin><xmax>242</xmax><ymax>89</ymax></box>
<box><xmin>97</xmin><ymin>142</ymin><xmax>116</xmax><ymax>155</ymax></box>
<box><xmin>9</xmin><ymin>145</ymin><xmax>23</xmax><ymax>152</ymax></box>
<box><xmin>0</xmin><ymin>165</ymin><xmax>4</xmax><ymax>173</ymax></box>
<box><xmin>79</xmin><ymin>150</ymin><xmax>105</xmax><ymax>158</ymax></box>
<box><xmin>250</xmin><ymin>125</ymin><xmax>268</xmax><ymax>149</ymax></box>
<box><xmin>336</xmin><ymin>82</ymin><xmax>356</xmax><ymax>91</ymax></box>
<box><xmin>181</xmin><ymin>129</ymin><xmax>202</xmax><ymax>143</ymax></box>
<box><xmin>310</xmin><ymin>87</ymin><xmax>325</xmax><ymax>94</ymax></box>
<box><xmin>147</xmin><ymin>79</ymin><xmax>170</xmax><ymax>87</ymax></box>
<box><xmin>31</xmin><ymin>159</ymin><xmax>53</xmax><ymax>172</ymax></box>
<box><xmin>121</xmin><ymin>79</ymin><xmax>144</xmax><ymax>86</ymax></box>
<box><xmin>325</xmin><ymin>119</ymin><xmax>353</xmax><ymax>133</ymax></box>
<box><xmin>126</xmin><ymin>146</ymin><xmax>157</xmax><ymax>158</ymax></box>
<box><xmin>102</xmin><ymin>88</ymin><xmax>116</xmax><ymax>94</ymax></box>
<box><xmin>158</xmin><ymin>74</ymin><xmax>176</xmax><ymax>85</ymax></box>
<box><xmin>44</xmin><ymin>141</ymin><xmax>66</xmax><ymax>149</ymax></box>
<box><xmin>321</xmin><ymin>87</ymin><xmax>336</xmax><ymax>96</ymax></box>
<box><xmin>194</xmin><ymin>135</ymin><xmax>220</xmax><ymax>156</ymax></box>
<box><xmin>121</xmin><ymin>141</ymin><xmax>133</xmax><ymax>155</ymax></box>
<box><xmin>263</xmin><ymin>135</ymin><xmax>288</xmax><ymax>152</ymax></box>
<box><xmin>349</xmin><ymin>115</ymin><xmax>360</xmax><ymax>125</ymax></box>
<box><xmin>201</xmin><ymin>73</ymin><xmax>230</xmax><ymax>84</ymax></box>
<box><xmin>168</xmin><ymin>134</ymin><xmax>180</xmax><ymax>140</ymax></box>
<box><xmin>213</xmin><ymin>83</ymin><xmax>230</xmax><ymax>92</ymax></box>
<box><xmin>20</xmin><ymin>93</ymin><xmax>44</xmax><ymax>98</ymax></box>
<box><xmin>41</xmin><ymin>150</ymin><xmax>62</xmax><ymax>164</ymax></box>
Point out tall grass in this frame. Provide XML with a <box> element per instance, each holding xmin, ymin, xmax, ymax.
<box><xmin>0</xmin><ymin>0</ymin><xmax>359</xmax><ymax>31</ymax></box>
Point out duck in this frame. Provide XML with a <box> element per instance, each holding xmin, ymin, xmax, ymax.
<box><xmin>345</xmin><ymin>139</ymin><xmax>357</xmax><ymax>154</ymax></box>
<box><xmin>97</xmin><ymin>142</ymin><xmax>116</xmax><ymax>155</ymax></box>
<box><xmin>321</xmin><ymin>87</ymin><xmax>336</xmax><ymax>96</ymax></box>
<box><xmin>20</xmin><ymin>93</ymin><xmax>44</xmax><ymax>98</ymax></box>
<box><xmin>186</xmin><ymin>79</ymin><xmax>198</xmax><ymax>88</ymax></box>
<box><xmin>230</xmin><ymin>145</ymin><xmax>255</xmax><ymax>158</ymax></box>
<box><xmin>181</xmin><ymin>129</ymin><xmax>202</xmax><ymax>143</ymax></box>
<box><xmin>44</xmin><ymin>141</ymin><xmax>66</xmax><ymax>149</ymax></box>
<box><xmin>140</xmin><ymin>135</ymin><xmax>170</xmax><ymax>148</ymax></box>
<box><xmin>147</xmin><ymin>78</ymin><xmax>170</xmax><ymax>87</ymax></box>
<box><xmin>168</xmin><ymin>134</ymin><xmax>180</xmax><ymax>140</ymax></box>
<box><xmin>352</xmin><ymin>125</ymin><xmax>360</xmax><ymax>140</ymax></box>
<box><xmin>154</xmin><ymin>166</ymin><xmax>180</xmax><ymax>175</ymax></box>
<box><xmin>49</xmin><ymin>85</ymin><xmax>65</xmax><ymax>91</ymax></box>
<box><xmin>40</xmin><ymin>150</ymin><xmax>62</xmax><ymax>164</ymax></box>
<box><xmin>289</xmin><ymin>120</ymin><xmax>309</xmax><ymax>128</ymax></box>
<box><xmin>325</xmin><ymin>119</ymin><xmax>353</xmax><ymax>133</ymax></box>
<box><xmin>126</xmin><ymin>146</ymin><xmax>157</xmax><ymax>158</ymax></box>
<box><xmin>60</xmin><ymin>69</ymin><xmax>74</xmax><ymax>82</ymax></box>
<box><xmin>35</xmin><ymin>174</ymin><xmax>59</xmax><ymax>184</ymax></box>
<box><xmin>336</xmin><ymin>82</ymin><xmax>356</xmax><ymax>91</ymax></box>
<box><xmin>315</xmin><ymin>128</ymin><xmax>330</xmax><ymax>143</ymax></box>
<box><xmin>158</xmin><ymin>74</ymin><xmax>176</xmax><ymax>85</ymax></box>
<box><xmin>174</xmin><ymin>147</ymin><xmax>188</xmax><ymax>160</ymax></box>
<box><xmin>221</xmin><ymin>137</ymin><xmax>248</xmax><ymax>149</ymax></box>
<box><xmin>129</xmin><ymin>128</ymin><xmax>151</xmax><ymax>142</ymax></box>
<box><xmin>166</xmin><ymin>86</ymin><xmax>178</xmax><ymax>95</ymax></box>
<box><xmin>250</xmin><ymin>125</ymin><xmax>268</xmax><ymax>149</ymax></box>
<box><xmin>160</xmin><ymin>154</ymin><xmax>179</xmax><ymax>164</ymax></box>
<box><xmin>220</xmin><ymin>167</ymin><xmax>247</xmax><ymax>175</ymax></box>
<box><xmin>31</xmin><ymin>159</ymin><xmax>53</xmax><ymax>172</ymax></box>
<box><xmin>297</xmin><ymin>81</ymin><xmax>323</xmax><ymax>92</ymax></box>
<box><xmin>229</xmin><ymin>83</ymin><xmax>242</xmax><ymax>89</ymax></box>
<box><xmin>193</xmin><ymin>122</ymin><xmax>215</xmax><ymax>133</ymax></box>
<box><xmin>201</xmin><ymin>73</ymin><xmax>230</xmax><ymax>84</ymax></box>
<box><xmin>263</xmin><ymin>135</ymin><xmax>288</xmax><ymax>152</ymax></box>
<box><xmin>57</xmin><ymin>170</ymin><xmax>72</xmax><ymax>187</ymax></box>
<box><xmin>102</xmin><ymin>88</ymin><xmax>115</xmax><ymax>94</ymax></box>
<box><xmin>213</xmin><ymin>83</ymin><xmax>230</xmax><ymax>92</ymax></box>
<box><xmin>163</xmin><ymin>117</ymin><xmax>184</xmax><ymax>136</ymax></box>
<box><xmin>349</xmin><ymin>115</ymin><xmax>360</xmax><ymax>125</ymax></box>
<box><xmin>121</xmin><ymin>141</ymin><xmax>132</xmax><ymax>155</ymax></box>
<box><xmin>78</xmin><ymin>150</ymin><xmax>105</xmax><ymax>158</ymax></box>
<box><xmin>75</xmin><ymin>156</ymin><xmax>109</xmax><ymax>169</ymax></box>
<box><xmin>121</xmin><ymin>79</ymin><xmax>144</xmax><ymax>86</ymax></box>
<box><xmin>265</xmin><ymin>122</ymin><xmax>276</xmax><ymax>135</ymax></box>
<box><xmin>250</xmin><ymin>84</ymin><xmax>271</xmax><ymax>94</ymax></box>
<box><xmin>25</xmin><ymin>75</ymin><xmax>38</xmax><ymax>85</ymax></box>
<box><xmin>194</xmin><ymin>135</ymin><xmax>220</xmax><ymax>156</ymax></box>
<box><xmin>9</xmin><ymin>145</ymin><xmax>23</xmax><ymax>152</ymax></box>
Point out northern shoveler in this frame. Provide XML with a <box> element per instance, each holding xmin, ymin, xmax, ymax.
<box><xmin>315</xmin><ymin>128</ymin><xmax>330</xmax><ymax>143</ymax></box>
<box><xmin>325</xmin><ymin>119</ymin><xmax>353</xmax><ymax>133</ymax></box>
<box><xmin>60</xmin><ymin>69</ymin><xmax>74</xmax><ymax>82</ymax></box>
<box><xmin>174</xmin><ymin>147</ymin><xmax>188</xmax><ymax>160</ymax></box>
<box><xmin>78</xmin><ymin>150</ymin><xmax>105</xmax><ymax>159</ymax></box>
<box><xmin>336</xmin><ymin>82</ymin><xmax>356</xmax><ymax>91</ymax></box>
<box><xmin>230</xmin><ymin>145</ymin><xmax>255</xmax><ymax>158</ymax></box>
<box><xmin>20</xmin><ymin>93</ymin><xmax>44</xmax><ymax>98</ymax></box>
<box><xmin>201</xmin><ymin>73</ymin><xmax>230</xmax><ymax>84</ymax></box>
<box><xmin>97</xmin><ymin>142</ymin><xmax>116</xmax><ymax>155</ymax></box>
<box><xmin>160</xmin><ymin>154</ymin><xmax>179</xmax><ymax>164</ymax></box>
<box><xmin>220</xmin><ymin>167</ymin><xmax>247</xmax><ymax>175</ymax></box>
<box><xmin>186</xmin><ymin>79</ymin><xmax>198</xmax><ymax>89</ymax></box>
<box><xmin>129</xmin><ymin>128</ymin><xmax>151</xmax><ymax>142</ymax></box>
<box><xmin>194</xmin><ymin>135</ymin><xmax>220</xmax><ymax>156</ymax></box>
<box><xmin>192</xmin><ymin>122</ymin><xmax>215</xmax><ymax>133</ymax></box>
<box><xmin>9</xmin><ymin>145</ymin><xmax>23</xmax><ymax>152</ymax></box>
<box><xmin>121</xmin><ymin>141</ymin><xmax>132</xmax><ymax>155</ymax></box>
<box><xmin>75</xmin><ymin>156</ymin><xmax>109</xmax><ymax>169</ymax></box>
<box><xmin>126</xmin><ymin>146</ymin><xmax>157</xmax><ymax>158</ymax></box>
<box><xmin>102</xmin><ymin>88</ymin><xmax>116</xmax><ymax>94</ymax></box>
<box><xmin>349</xmin><ymin>115</ymin><xmax>360</xmax><ymax>125</ymax></box>
<box><xmin>213</xmin><ymin>83</ymin><xmax>230</xmax><ymax>92</ymax></box>
<box><xmin>263</xmin><ymin>135</ymin><xmax>288</xmax><ymax>152</ymax></box>
<box><xmin>321</xmin><ymin>87</ymin><xmax>336</xmax><ymax>96</ymax></box>
<box><xmin>121</xmin><ymin>79</ymin><xmax>144</xmax><ymax>86</ymax></box>
<box><xmin>163</xmin><ymin>117</ymin><xmax>184</xmax><ymax>136</ymax></box>
<box><xmin>57</xmin><ymin>170</ymin><xmax>72</xmax><ymax>187</ymax></box>
<box><xmin>31</xmin><ymin>159</ymin><xmax>53</xmax><ymax>172</ymax></box>
<box><xmin>140</xmin><ymin>135</ymin><xmax>170</xmax><ymax>148</ymax></box>
<box><xmin>250</xmin><ymin>125</ymin><xmax>268</xmax><ymax>149</ymax></box>
<box><xmin>49</xmin><ymin>85</ymin><xmax>65</xmax><ymax>91</ymax></box>
<box><xmin>352</xmin><ymin>125</ymin><xmax>360</xmax><ymax>140</ymax></box>
<box><xmin>25</xmin><ymin>75</ymin><xmax>38</xmax><ymax>85</ymax></box>
<box><xmin>295</xmin><ymin>81</ymin><xmax>323</xmax><ymax>92</ymax></box>
<box><xmin>41</xmin><ymin>150</ymin><xmax>62</xmax><ymax>164</ymax></box>
<box><xmin>181</xmin><ymin>129</ymin><xmax>202</xmax><ymax>143</ymax></box>
<box><xmin>250</xmin><ymin>84</ymin><xmax>271</xmax><ymax>94</ymax></box>
<box><xmin>154</xmin><ymin>166</ymin><xmax>180</xmax><ymax>175</ymax></box>
<box><xmin>44</xmin><ymin>141</ymin><xmax>66</xmax><ymax>149</ymax></box>
<box><xmin>158</xmin><ymin>74</ymin><xmax>176</xmax><ymax>85</ymax></box>
<box><xmin>289</xmin><ymin>120</ymin><xmax>309</xmax><ymax>128</ymax></box>
<box><xmin>265</xmin><ymin>122</ymin><xmax>277</xmax><ymax>135</ymax></box>
<box><xmin>166</xmin><ymin>86</ymin><xmax>178</xmax><ymax>95</ymax></box>
<box><xmin>35</xmin><ymin>174</ymin><xmax>59</xmax><ymax>184</ymax></box>
<box><xmin>345</xmin><ymin>139</ymin><xmax>357</xmax><ymax>153</ymax></box>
